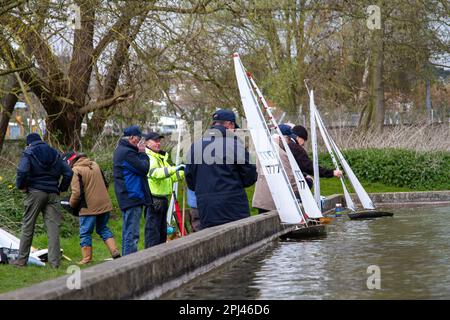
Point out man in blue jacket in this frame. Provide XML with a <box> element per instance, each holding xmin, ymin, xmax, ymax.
<box><xmin>113</xmin><ymin>125</ymin><xmax>153</xmax><ymax>256</ymax></box>
<box><xmin>185</xmin><ymin>109</ymin><xmax>257</xmax><ymax>229</ymax></box>
<box><xmin>14</xmin><ymin>133</ymin><xmax>73</xmax><ymax>268</ymax></box>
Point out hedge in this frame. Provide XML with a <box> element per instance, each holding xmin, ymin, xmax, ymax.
<box><xmin>318</xmin><ymin>148</ymin><xmax>450</xmax><ymax>190</ymax></box>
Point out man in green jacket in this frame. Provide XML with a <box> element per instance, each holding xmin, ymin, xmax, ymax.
<box><xmin>144</xmin><ymin>131</ymin><xmax>185</xmax><ymax>247</ymax></box>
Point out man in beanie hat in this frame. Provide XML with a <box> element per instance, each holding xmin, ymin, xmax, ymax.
<box><xmin>63</xmin><ymin>151</ymin><xmax>120</xmax><ymax>264</ymax></box>
<box><xmin>13</xmin><ymin>133</ymin><xmax>73</xmax><ymax>267</ymax></box>
<box><xmin>289</xmin><ymin>125</ymin><xmax>342</xmax><ymax>185</ymax></box>
<box><xmin>113</xmin><ymin>125</ymin><xmax>153</xmax><ymax>256</ymax></box>
<box><xmin>291</xmin><ymin>125</ymin><xmax>308</xmax><ymax>143</ymax></box>
<box><xmin>26</xmin><ymin>132</ymin><xmax>42</xmax><ymax>145</ymax></box>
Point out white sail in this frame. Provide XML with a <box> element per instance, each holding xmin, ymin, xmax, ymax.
<box><xmin>167</xmin><ymin>125</ymin><xmax>183</xmax><ymax>225</ymax></box>
<box><xmin>309</xmin><ymin>91</ymin><xmax>322</xmax><ymax>210</ymax></box>
<box><xmin>312</xmin><ymin>103</ymin><xmax>375</xmax><ymax>210</ymax></box>
<box><xmin>233</xmin><ymin>53</ymin><xmax>305</xmax><ymax>224</ymax></box>
<box><xmin>310</xmin><ymin>101</ymin><xmax>356</xmax><ymax>211</ymax></box>
<box><xmin>246</xmin><ymin>75</ymin><xmax>323</xmax><ymax>219</ymax></box>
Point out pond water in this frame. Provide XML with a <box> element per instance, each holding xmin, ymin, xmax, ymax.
<box><xmin>161</xmin><ymin>205</ymin><xmax>450</xmax><ymax>299</ymax></box>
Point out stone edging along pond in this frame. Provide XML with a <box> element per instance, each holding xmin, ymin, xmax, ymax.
<box><xmin>1</xmin><ymin>190</ymin><xmax>449</xmax><ymax>300</ymax></box>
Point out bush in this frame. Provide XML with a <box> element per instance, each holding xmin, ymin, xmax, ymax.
<box><xmin>318</xmin><ymin>148</ymin><xmax>450</xmax><ymax>190</ymax></box>
<box><xmin>0</xmin><ymin>170</ymin><xmax>79</xmax><ymax>238</ymax></box>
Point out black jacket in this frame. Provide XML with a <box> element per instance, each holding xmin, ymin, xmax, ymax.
<box><xmin>185</xmin><ymin>125</ymin><xmax>257</xmax><ymax>228</ymax></box>
<box><xmin>16</xmin><ymin>140</ymin><xmax>73</xmax><ymax>194</ymax></box>
<box><xmin>284</xmin><ymin>140</ymin><xmax>334</xmax><ymax>178</ymax></box>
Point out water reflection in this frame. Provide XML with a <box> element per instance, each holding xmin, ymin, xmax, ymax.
<box><xmin>161</xmin><ymin>205</ymin><xmax>450</xmax><ymax>299</ymax></box>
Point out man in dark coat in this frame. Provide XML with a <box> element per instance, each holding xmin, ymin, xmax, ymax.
<box><xmin>185</xmin><ymin>109</ymin><xmax>257</xmax><ymax>229</ymax></box>
<box><xmin>113</xmin><ymin>125</ymin><xmax>152</xmax><ymax>256</ymax></box>
<box><xmin>14</xmin><ymin>133</ymin><xmax>73</xmax><ymax>267</ymax></box>
<box><xmin>289</xmin><ymin>125</ymin><xmax>342</xmax><ymax>186</ymax></box>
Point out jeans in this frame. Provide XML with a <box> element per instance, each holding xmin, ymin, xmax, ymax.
<box><xmin>79</xmin><ymin>213</ymin><xmax>113</xmax><ymax>247</ymax></box>
<box><xmin>18</xmin><ymin>190</ymin><xmax>61</xmax><ymax>267</ymax></box>
<box><xmin>121</xmin><ymin>206</ymin><xmax>143</xmax><ymax>256</ymax></box>
<box><xmin>145</xmin><ymin>197</ymin><xmax>168</xmax><ymax>248</ymax></box>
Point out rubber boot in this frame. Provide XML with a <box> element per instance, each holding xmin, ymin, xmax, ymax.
<box><xmin>104</xmin><ymin>238</ymin><xmax>121</xmax><ymax>259</ymax></box>
<box><xmin>79</xmin><ymin>246</ymin><xmax>92</xmax><ymax>264</ymax></box>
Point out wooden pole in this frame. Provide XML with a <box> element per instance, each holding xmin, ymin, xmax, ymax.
<box><xmin>181</xmin><ymin>183</ymin><xmax>186</xmax><ymax>236</ymax></box>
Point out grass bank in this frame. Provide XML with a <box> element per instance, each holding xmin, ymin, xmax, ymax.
<box><xmin>0</xmin><ymin>178</ymin><xmax>416</xmax><ymax>294</ymax></box>
<box><xmin>1</xmin><ymin>146</ymin><xmax>449</xmax><ymax>294</ymax></box>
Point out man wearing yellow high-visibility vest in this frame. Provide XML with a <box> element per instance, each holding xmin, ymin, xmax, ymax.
<box><xmin>144</xmin><ymin>132</ymin><xmax>185</xmax><ymax>247</ymax></box>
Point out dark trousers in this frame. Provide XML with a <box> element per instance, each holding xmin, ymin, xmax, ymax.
<box><xmin>145</xmin><ymin>196</ymin><xmax>168</xmax><ymax>248</ymax></box>
<box><xmin>189</xmin><ymin>208</ymin><xmax>202</xmax><ymax>232</ymax></box>
<box><xmin>18</xmin><ymin>190</ymin><xmax>61</xmax><ymax>267</ymax></box>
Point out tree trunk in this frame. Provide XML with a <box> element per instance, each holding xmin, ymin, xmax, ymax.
<box><xmin>294</xmin><ymin>0</ymin><xmax>306</xmax><ymax>114</ymax></box>
<box><xmin>58</xmin><ymin>0</ymin><xmax>95</xmax><ymax>149</ymax></box>
<box><xmin>45</xmin><ymin>105</ymin><xmax>82</xmax><ymax>149</ymax></box>
<box><xmin>0</xmin><ymin>74</ymin><xmax>19</xmax><ymax>154</ymax></box>
<box><xmin>373</xmin><ymin>27</ymin><xmax>385</xmax><ymax>132</ymax></box>
<box><xmin>357</xmin><ymin>56</ymin><xmax>370</xmax><ymax>127</ymax></box>
<box><xmin>425</xmin><ymin>79</ymin><xmax>432</xmax><ymax>121</ymax></box>
<box><xmin>361</xmin><ymin>11</ymin><xmax>385</xmax><ymax>132</ymax></box>
<box><xmin>85</xmin><ymin>22</ymin><xmax>134</xmax><ymax>143</ymax></box>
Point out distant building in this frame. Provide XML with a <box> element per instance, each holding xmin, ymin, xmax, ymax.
<box><xmin>5</xmin><ymin>102</ymin><xmax>45</xmax><ymax>140</ymax></box>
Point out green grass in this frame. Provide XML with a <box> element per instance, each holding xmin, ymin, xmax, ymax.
<box><xmin>0</xmin><ymin>173</ymin><xmax>433</xmax><ymax>294</ymax></box>
<box><xmin>318</xmin><ymin>177</ymin><xmax>414</xmax><ymax>196</ymax></box>
<box><xmin>0</xmin><ymin>183</ymin><xmax>151</xmax><ymax>294</ymax></box>
<box><xmin>0</xmin><ymin>212</ymin><xmax>154</xmax><ymax>294</ymax></box>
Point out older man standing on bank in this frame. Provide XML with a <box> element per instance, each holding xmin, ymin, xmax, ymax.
<box><xmin>144</xmin><ymin>131</ymin><xmax>185</xmax><ymax>247</ymax></box>
<box><xmin>113</xmin><ymin>126</ymin><xmax>153</xmax><ymax>256</ymax></box>
<box><xmin>14</xmin><ymin>133</ymin><xmax>73</xmax><ymax>268</ymax></box>
<box><xmin>185</xmin><ymin>109</ymin><xmax>257</xmax><ymax>229</ymax></box>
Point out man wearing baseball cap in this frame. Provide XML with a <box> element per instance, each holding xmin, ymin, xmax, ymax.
<box><xmin>143</xmin><ymin>131</ymin><xmax>185</xmax><ymax>247</ymax></box>
<box><xmin>211</xmin><ymin>109</ymin><xmax>240</xmax><ymax>129</ymax></box>
<box><xmin>113</xmin><ymin>125</ymin><xmax>152</xmax><ymax>256</ymax></box>
<box><xmin>185</xmin><ymin>109</ymin><xmax>257</xmax><ymax>229</ymax></box>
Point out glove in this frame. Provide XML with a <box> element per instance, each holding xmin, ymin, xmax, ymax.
<box><xmin>175</xmin><ymin>164</ymin><xmax>186</xmax><ymax>171</ymax></box>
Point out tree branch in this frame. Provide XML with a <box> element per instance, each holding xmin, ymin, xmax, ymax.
<box><xmin>145</xmin><ymin>1</ymin><xmax>225</xmax><ymax>14</ymax></box>
<box><xmin>79</xmin><ymin>89</ymin><xmax>134</xmax><ymax>114</ymax></box>
<box><xmin>430</xmin><ymin>62</ymin><xmax>450</xmax><ymax>69</ymax></box>
<box><xmin>0</xmin><ymin>0</ymin><xmax>26</xmax><ymax>16</ymax></box>
<box><xmin>92</xmin><ymin>15</ymin><xmax>132</xmax><ymax>61</ymax></box>
<box><xmin>1</xmin><ymin>13</ymin><xmax>67</xmax><ymax>93</ymax></box>
<box><xmin>0</xmin><ymin>63</ymin><xmax>31</xmax><ymax>76</ymax></box>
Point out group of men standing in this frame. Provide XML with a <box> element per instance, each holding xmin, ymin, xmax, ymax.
<box><xmin>12</xmin><ymin>108</ymin><xmax>340</xmax><ymax>267</ymax></box>
<box><xmin>113</xmin><ymin>126</ymin><xmax>185</xmax><ymax>256</ymax></box>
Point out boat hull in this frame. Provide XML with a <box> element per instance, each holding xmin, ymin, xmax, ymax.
<box><xmin>347</xmin><ymin>211</ymin><xmax>394</xmax><ymax>220</ymax></box>
<box><xmin>281</xmin><ymin>224</ymin><xmax>327</xmax><ymax>240</ymax></box>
